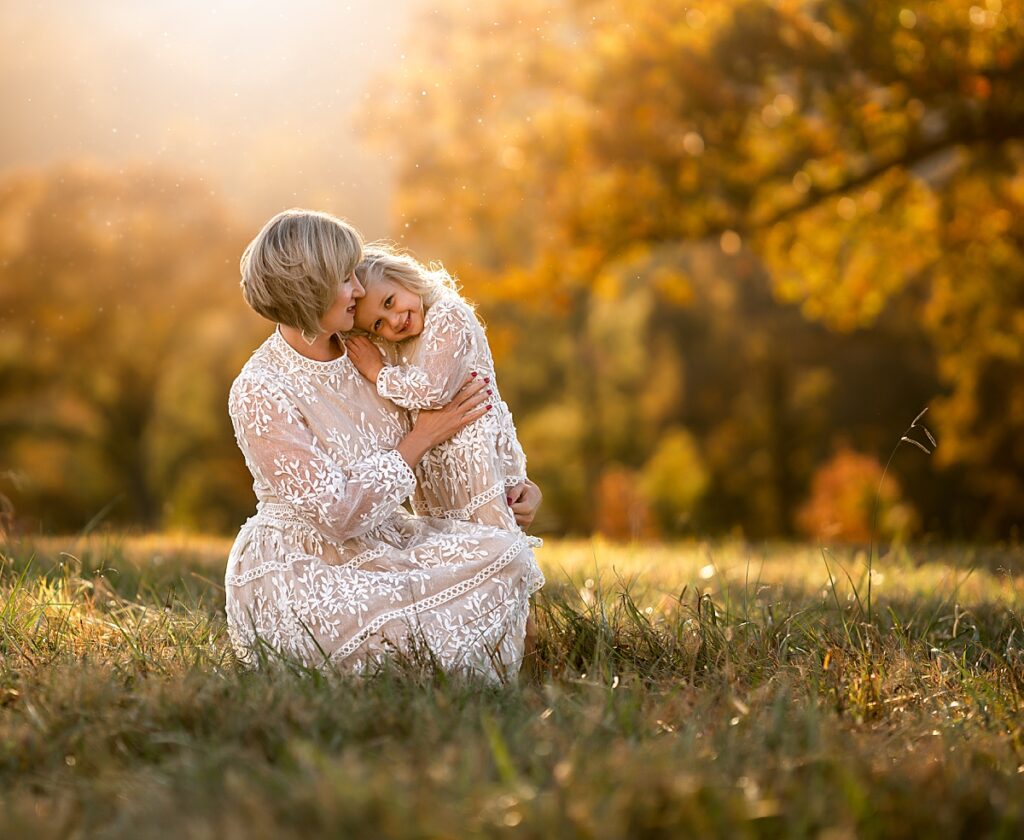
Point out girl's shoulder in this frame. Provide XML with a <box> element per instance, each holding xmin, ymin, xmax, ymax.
<box><xmin>424</xmin><ymin>293</ymin><xmax>481</xmax><ymax>332</ymax></box>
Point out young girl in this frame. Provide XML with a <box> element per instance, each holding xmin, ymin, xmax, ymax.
<box><xmin>346</xmin><ymin>245</ymin><xmax>533</xmax><ymax>535</ymax></box>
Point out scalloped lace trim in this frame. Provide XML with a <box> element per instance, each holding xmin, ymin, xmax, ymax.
<box><xmin>419</xmin><ymin>475</ymin><xmax>529</xmax><ymax>516</ymax></box>
<box><xmin>226</xmin><ymin>541</ymin><xmax>389</xmax><ymax>587</ymax></box>
<box><xmin>419</xmin><ymin>482</ymin><xmax>507</xmax><ymax>520</ymax></box>
<box><xmin>269</xmin><ymin>328</ymin><xmax>351</xmax><ymax>375</ymax></box>
<box><xmin>329</xmin><ymin>532</ymin><xmax>540</xmax><ymax>664</ymax></box>
<box><xmin>226</xmin><ymin>506</ymin><xmax>392</xmax><ymax>587</ymax></box>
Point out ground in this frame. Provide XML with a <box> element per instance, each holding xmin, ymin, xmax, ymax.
<box><xmin>1</xmin><ymin>534</ymin><xmax>1022</xmax><ymax>837</ymax></box>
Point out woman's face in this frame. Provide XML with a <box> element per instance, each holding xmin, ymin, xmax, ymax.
<box><xmin>319</xmin><ymin>270</ymin><xmax>365</xmax><ymax>334</ymax></box>
<box><xmin>353</xmin><ymin>277</ymin><xmax>424</xmax><ymax>342</ymax></box>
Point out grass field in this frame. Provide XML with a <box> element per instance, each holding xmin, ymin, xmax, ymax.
<box><xmin>1</xmin><ymin>533</ymin><xmax>1023</xmax><ymax>838</ymax></box>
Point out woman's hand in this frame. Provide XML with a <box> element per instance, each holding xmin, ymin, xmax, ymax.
<box><xmin>346</xmin><ymin>336</ymin><xmax>385</xmax><ymax>383</ymax></box>
<box><xmin>396</xmin><ymin>375</ymin><xmax>489</xmax><ymax>468</ymax></box>
<box><xmin>506</xmin><ymin>480</ymin><xmax>542</xmax><ymax>528</ymax></box>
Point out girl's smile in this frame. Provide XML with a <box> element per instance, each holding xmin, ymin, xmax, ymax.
<box><xmin>353</xmin><ymin>276</ymin><xmax>424</xmax><ymax>342</ymax></box>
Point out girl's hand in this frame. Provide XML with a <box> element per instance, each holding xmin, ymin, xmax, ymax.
<box><xmin>346</xmin><ymin>336</ymin><xmax>385</xmax><ymax>382</ymax></box>
<box><xmin>396</xmin><ymin>375</ymin><xmax>489</xmax><ymax>467</ymax></box>
<box><xmin>506</xmin><ymin>480</ymin><xmax>542</xmax><ymax>528</ymax></box>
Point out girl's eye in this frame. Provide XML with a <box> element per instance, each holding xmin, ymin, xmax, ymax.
<box><xmin>384</xmin><ymin>296</ymin><xmax>393</xmax><ymax>309</ymax></box>
<box><xmin>373</xmin><ymin>319</ymin><xmax>382</xmax><ymax>332</ymax></box>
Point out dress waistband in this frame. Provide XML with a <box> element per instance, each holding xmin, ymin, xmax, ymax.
<box><xmin>256</xmin><ymin>500</ymin><xmax>311</xmax><ymax>524</ymax></box>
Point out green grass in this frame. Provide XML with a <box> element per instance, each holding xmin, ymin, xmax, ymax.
<box><xmin>2</xmin><ymin>534</ymin><xmax>1023</xmax><ymax>837</ymax></box>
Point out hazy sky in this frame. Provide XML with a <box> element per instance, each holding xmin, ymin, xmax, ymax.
<box><xmin>0</xmin><ymin>0</ymin><xmax>418</xmax><ymax>237</ymax></box>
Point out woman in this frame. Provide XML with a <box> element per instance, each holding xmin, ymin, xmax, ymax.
<box><xmin>225</xmin><ymin>209</ymin><xmax>544</xmax><ymax>681</ymax></box>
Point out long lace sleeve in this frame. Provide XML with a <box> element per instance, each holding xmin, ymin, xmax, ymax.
<box><xmin>376</xmin><ymin>298</ymin><xmax>477</xmax><ymax>410</ymax></box>
<box><xmin>496</xmin><ymin>407</ymin><xmax>528</xmax><ymax>484</ymax></box>
<box><xmin>229</xmin><ymin>375</ymin><xmax>416</xmax><ymax>540</ymax></box>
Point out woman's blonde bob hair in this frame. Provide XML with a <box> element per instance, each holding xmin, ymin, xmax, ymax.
<box><xmin>355</xmin><ymin>243</ymin><xmax>460</xmax><ymax>310</ymax></box>
<box><xmin>240</xmin><ymin>209</ymin><xmax>363</xmax><ymax>336</ymax></box>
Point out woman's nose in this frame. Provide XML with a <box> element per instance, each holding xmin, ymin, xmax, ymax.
<box><xmin>352</xmin><ymin>274</ymin><xmax>365</xmax><ymax>298</ymax></box>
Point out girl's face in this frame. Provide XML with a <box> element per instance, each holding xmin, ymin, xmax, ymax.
<box><xmin>319</xmin><ymin>270</ymin><xmax>365</xmax><ymax>334</ymax></box>
<box><xmin>353</xmin><ymin>276</ymin><xmax>424</xmax><ymax>342</ymax></box>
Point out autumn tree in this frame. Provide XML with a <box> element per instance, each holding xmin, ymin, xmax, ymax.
<box><xmin>0</xmin><ymin>164</ymin><xmax>262</xmax><ymax>532</ymax></box>
<box><xmin>364</xmin><ymin>0</ymin><xmax>1024</xmax><ymax>535</ymax></box>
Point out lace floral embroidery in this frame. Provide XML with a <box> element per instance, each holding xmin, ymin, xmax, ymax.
<box><xmin>370</xmin><ymin>296</ymin><xmax>532</xmax><ymax>531</ymax></box>
<box><xmin>224</xmin><ymin>330</ymin><xmax>544</xmax><ymax>683</ymax></box>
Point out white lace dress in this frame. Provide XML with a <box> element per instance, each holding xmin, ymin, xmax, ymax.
<box><xmin>375</xmin><ymin>294</ymin><xmax>529</xmax><ymax>531</ymax></box>
<box><xmin>225</xmin><ymin>329</ymin><xmax>545</xmax><ymax>681</ymax></box>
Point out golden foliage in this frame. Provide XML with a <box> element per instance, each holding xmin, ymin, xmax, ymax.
<box><xmin>797</xmin><ymin>447</ymin><xmax>918</xmax><ymax>543</ymax></box>
<box><xmin>0</xmin><ymin>163</ymin><xmax>261</xmax><ymax>531</ymax></box>
<box><xmin>640</xmin><ymin>427</ymin><xmax>709</xmax><ymax>535</ymax></box>
<box><xmin>594</xmin><ymin>466</ymin><xmax>655</xmax><ymax>541</ymax></box>
<box><xmin>361</xmin><ymin>0</ymin><xmax>1024</xmax><ymax>536</ymax></box>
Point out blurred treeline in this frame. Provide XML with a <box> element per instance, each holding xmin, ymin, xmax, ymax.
<box><xmin>2</xmin><ymin>0</ymin><xmax>1023</xmax><ymax>540</ymax></box>
<box><xmin>0</xmin><ymin>166</ymin><xmax>265</xmax><ymax>534</ymax></box>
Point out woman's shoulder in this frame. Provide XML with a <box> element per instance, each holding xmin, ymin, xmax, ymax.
<box><xmin>229</xmin><ymin>336</ymin><xmax>292</xmax><ymax>411</ymax></box>
<box><xmin>228</xmin><ymin>358</ymin><xmax>315</xmax><ymax>439</ymax></box>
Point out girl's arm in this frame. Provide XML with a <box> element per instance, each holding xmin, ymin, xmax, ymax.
<box><xmin>229</xmin><ymin>373</ymin><xmax>489</xmax><ymax>541</ymax></box>
<box><xmin>373</xmin><ymin>299</ymin><xmax>479</xmax><ymax>410</ymax></box>
<box><xmin>508</xmin><ymin>479</ymin><xmax>542</xmax><ymax>528</ymax></box>
<box><xmin>346</xmin><ymin>336</ymin><xmax>387</xmax><ymax>383</ymax></box>
<box><xmin>496</xmin><ymin>408</ymin><xmax>528</xmax><ymax>485</ymax></box>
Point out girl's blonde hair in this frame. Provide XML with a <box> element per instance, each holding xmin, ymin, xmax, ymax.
<box><xmin>356</xmin><ymin>243</ymin><xmax>462</xmax><ymax>309</ymax></box>
<box><xmin>240</xmin><ymin>208</ymin><xmax>363</xmax><ymax>336</ymax></box>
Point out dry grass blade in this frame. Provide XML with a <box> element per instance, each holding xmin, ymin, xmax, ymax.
<box><xmin>901</xmin><ymin>435</ymin><xmax>933</xmax><ymax>455</ymax></box>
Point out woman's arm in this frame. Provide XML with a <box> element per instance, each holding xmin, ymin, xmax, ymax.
<box><xmin>230</xmin><ymin>375</ymin><xmax>489</xmax><ymax>541</ymax></box>
<box><xmin>395</xmin><ymin>378</ymin><xmax>492</xmax><ymax>468</ymax></box>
